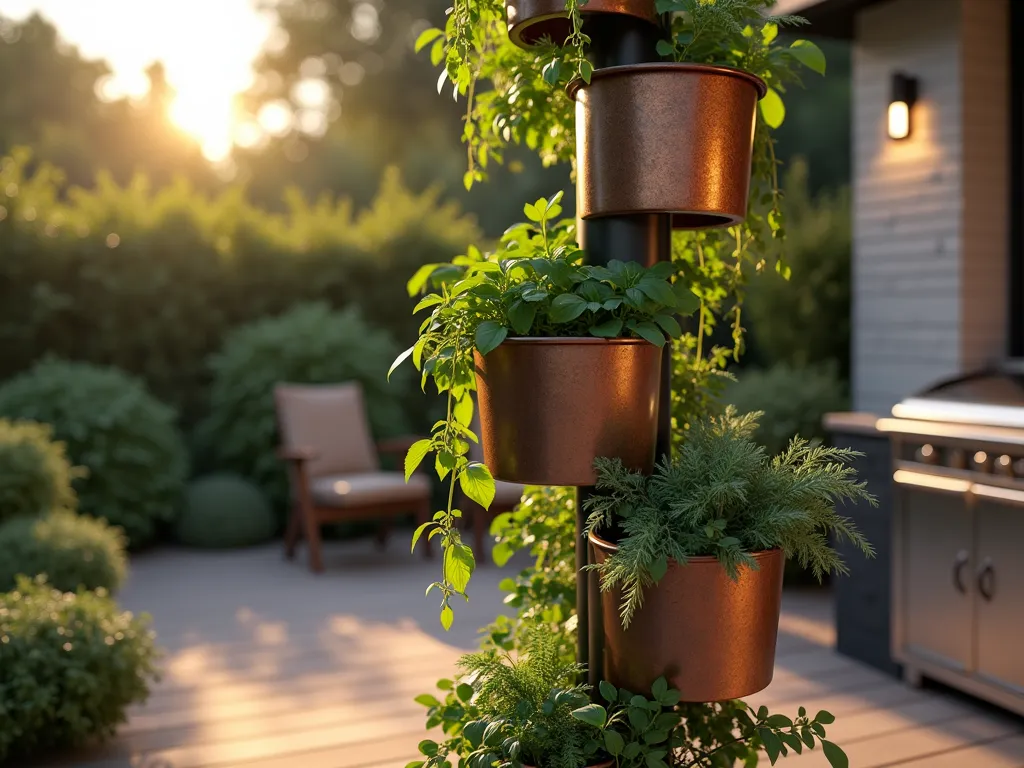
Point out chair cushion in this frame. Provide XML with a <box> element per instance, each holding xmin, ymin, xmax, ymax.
<box><xmin>310</xmin><ymin>472</ymin><xmax>431</xmax><ymax>509</ymax></box>
<box><xmin>493</xmin><ymin>480</ymin><xmax>525</xmax><ymax>509</ymax></box>
<box><xmin>275</xmin><ymin>383</ymin><xmax>379</xmax><ymax>476</ymax></box>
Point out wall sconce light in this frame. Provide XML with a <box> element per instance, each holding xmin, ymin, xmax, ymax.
<box><xmin>888</xmin><ymin>72</ymin><xmax>918</xmax><ymax>140</ymax></box>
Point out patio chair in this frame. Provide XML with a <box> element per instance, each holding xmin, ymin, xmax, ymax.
<box><xmin>275</xmin><ymin>382</ymin><xmax>432</xmax><ymax>573</ymax></box>
<box><xmin>461</xmin><ymin>413</ymin><xmax>525</xmax><ymax>559</ymax></box>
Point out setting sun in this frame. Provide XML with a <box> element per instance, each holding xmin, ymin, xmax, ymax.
<box><xmin>0</xmin><ymin>0</ymin><xmax>275</xmax><ymax>160</ymax></box>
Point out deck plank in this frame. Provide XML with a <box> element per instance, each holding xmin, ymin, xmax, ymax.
<box><xmin>25</xmin><ymin>542</ymin><xmax>1023</xmax><ymax>768</ymax></box>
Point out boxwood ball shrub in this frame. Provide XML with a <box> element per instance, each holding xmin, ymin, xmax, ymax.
<box><xmin>198</xmin><ymin>302</ymin><xmax>410</xmax><ymax>511</ymax></box>
<box><xmin>0</xmin><ymin>576</ymin><xmax>159</xmax><ymax>763</ymax></box>
<box><xmin>176</xmin><ymin>474</ymin><xmax>276</xmax><ymax>548</ymax></box>
<box><xmin>0</xmin><ymin>418</ymin><xmax>81</xmax><ymax>522</ymax></box>
<box><xmin>727</xmin><ymin>362</ymin><xmax>848</xmax><ymax>456</ymax></box>
<box><xmin>0</xmin><ymin>510</ymin><xmax>127</xmax><ymax>593</ymax></box>
<box><xmin>0</xmin><ymin>360</ymin><xmax>189</xmax><ymax>547</ymax></box>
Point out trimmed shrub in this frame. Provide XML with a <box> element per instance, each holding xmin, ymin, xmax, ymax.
<box><xmin>0</xmin><ymin>576</ymin><xmax>159</xmax><ymax>763</ymax></box>
<box><xmin>197</xmin><ymin>302</ymin><xmax>410</xmax><ymax>511</ymax></box>
<box><xmin>0</xmin><ymin>510</ymin><xmax>127</xmax><ymax>593</ymax></box>
<box><xmin>0</xmin><ymin>359</ymin><xmax>189</xmax><ymax>547</ymax></box>
<box><xmin>176</xmin><ymin>474</ymin><xmax>276</xmax><ymax>548</ymax></box>
<box><xmin>0</xmin><ymin>418</ymin><xmax>81</xmax><ymax>522</ymax></box>
<box><xmin>726</xmin><ymin>362</ymin><xmax>848</xmax><ymax>456</ymax></box>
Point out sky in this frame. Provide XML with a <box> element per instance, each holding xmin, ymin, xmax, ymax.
<box><xmin>0</xmin><ymin>0</ymin><xmax>279</xmax><ymax>160</ymax></box>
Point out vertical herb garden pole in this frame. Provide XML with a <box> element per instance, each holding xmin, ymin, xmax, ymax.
<box><xmin>574</xmin><ymin>14</ymin><xmax>672</xmax><ymax>690</ymax></box>
<box><xmin>404</xmin><ymin>4</ymin><xmax>858</xmax><ymax>766</ymax></box>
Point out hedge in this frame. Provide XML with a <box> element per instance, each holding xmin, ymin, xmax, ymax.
<box><xmin>0</xmin><ymin>150</ymin><xmax>480</xmax><ymax>426</ymax></box>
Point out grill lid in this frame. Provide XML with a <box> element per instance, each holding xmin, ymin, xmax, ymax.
<box><xmin>892</xmin><ymin>362</ymin><xmax>1024</xmax><ymax>428</ymax></box>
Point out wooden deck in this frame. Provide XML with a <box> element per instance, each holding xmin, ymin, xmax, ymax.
<box><xmin>30</xmin><ymin>539</ymin><xmax>1024</xmax><ymax>768</ymax></box>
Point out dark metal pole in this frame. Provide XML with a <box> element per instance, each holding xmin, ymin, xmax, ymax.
<box><xmin>574</xmin><ymin>14</ymin><xmax>671</xmax><ymax>690</ymax></box>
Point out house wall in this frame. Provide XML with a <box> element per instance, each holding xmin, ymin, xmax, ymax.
<box><xmin>851</xmin><ymin>0</ymin><xmax>1009</xmax><ymax>413</ymax></box>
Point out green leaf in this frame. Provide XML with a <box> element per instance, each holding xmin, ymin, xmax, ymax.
<box><xmin>407</xmin><ymin>263</ymin><xmax>443</xmax><ymax>296</ymax></box>
<box><xmin>389</xmin><ymin>345</ymin><xmax>415</xmax><ymax>380</ymax></box>
<box><xmin>652</xmin><ymin>314</ymin><xmax>682</xmax><ymax>339</ymax></box>
<box><xmin>475</xmin><ymin>321</ymin><xmax>508</xmax><ymax>355</ymax></box>
<box><xmin>508</xmin><ymin>299</ymin><xmax>538</xmax><ymax>335</ymax></box>
<box><xmin>456</xmin><ymin>682</ymin><xmax>475</xmax><ymax>702</ymax></box>
<box><xmin>418</xmin><ymin>740</ymin><xmax>439</xmax><ymax>757</ymax></box>
<box><xmin>655</xmin><ymin>39</ymin><xmax>675</xmax><ymax>56</ymax></box>
<box><xmin>761</xmin><ymin>22</ymin><xmax>778</xmax><ymax>44</ymax></box>
<box><xmin>413</xmin><ymin>294</ymin><xmax>444</xmax><ymax>313</ymax></box>
<box><xmin>414</xmin><ymin>693</ymin><xmax>441</xmax><ymax>707</ymax></box>
<box><xmin>765</xmin><ymin>714</ymin><xmax>793</xmax><ymax>728</ymax></box>
<box><xmin>637</xmin><ymin>275</ymin><xmax>678</xmax><ymax>307</ymax></box>
<box><xmin>571</xmin><ymin>703</ymin><xmax>607</xmax><ymax>728</ymax></box>
<box><xmin>405</xmin><ymin>439</ymin><xmax>433</xmax><ymax>481</ymax></box>
<box><xmin>589</xmin><ymin>318</ymin><xmax>623</xmax><ymax>338</ymax></box>
<box><xmin>454</xmin><ymin>395</ymin><xmax>474</xmax><ymax>427</ymax></box>
<box><xmin>460</xmin><ymin>462</ymin><xmax>496</xmax><ymax>509</ymax></box>
<box><xmin>822</xmin><ymin>741</ymin><xmax>848</xmax><ymax>768</ymax></box>
<box><xmin>549</xmin><ymin>293</ymin><xmax>587</xmax><ymax>323</ymax></box>
<box><xmin>651</xmin><ymin>676</ymin><xmax>668</xmax><ymax>700</ymax></box>
<box><xmin>631</xmin><ymin>321</ymin><xmax>666</xmax><ymax>347</ymax></box>
<box><xmin>406</xmin><ymin>762</ymin><xmax>426</xmax><ymax>768</ymax></box>
<box><xmin>815</xmin><ymin>710</ymin><xmax>836</xmax><ymax>725</ymax></box>
<box><xmin>789</xmin><ymin>39</ymin><xmax>827</xmax><ymax>75</ymax></box>
<box><xmin>599</xmin><ymin>680</ymin><xmax>618</xmax><ymax>703</ymax></box>
<box><xmin>580</xmin><ymin>60</ymin><xmax>594</xmax><ymax>84</ymax></box>
<box><xmin>492</xmin><ymin>541</ymin><xmax>513</xmax><ymax>567</ymax></box>
<box><xmin>649</xmin><ymin>553</ymin><xmax>668</xmax><ymax>583</ymax></box>
<box><xmin>411</xmin><ymin>520</ymin><xmax>433</xmax><ymax>554</ymax></box>
<box><xmin>760</xmin><ymin>87</ymin><xmax>786</xmax><ymax>129</ymax></box>
<box><xmin>542</xmin><ymin>58</ymin><xmax>562</xmax><ymax>86</ymax></box>
<box><xmin>759</xmin><ymin>728</ymin><xmax>783</xmax><ymax>764</ymax></box>
<box><xmin>414</xmin><ymin>28</ymin><xmax>443</xmax><ymax>53</ymax></box>
<box><xmin>523</xmin><ymin>202</ymin><xmax>543</xmax><ymax>222</ymax></box>
<box><xmin>604</xmin><ymin>730</ymin><xmax>624</xmax><ymax>756</ymax></box>
<box><xmin>444</xmin><ymin>543</ymin><xmax>476</xmax><ymax>594</ymax></box>
<box><xmin>673</xmin><ymin>282</ymin><xmax>701</xmax><ymax>314</ymax></box>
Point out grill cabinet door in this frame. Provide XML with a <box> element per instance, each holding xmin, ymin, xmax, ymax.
<box><xmin>901</xmin><ymin>488</ymin><xmax>973</xmax><ymax>671</ymax></box>
<box><xmin>975</xmin><ymin>495</ymin><xmax>1024</xmax><ymax>693</ymax></box>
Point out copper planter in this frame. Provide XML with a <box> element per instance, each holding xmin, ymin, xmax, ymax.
<box><xmin>474</xmin><ymin>338</ymin><xmax>662</xmax><ymax>486</ymax></box>
<box><xmin>591</xmin><ymin>533</ymin><xmax>784</xmax><ymax>702</ymax></box>
<box><xmin>571</xmin><ymin>64</ymin><xmax>767</xmax><ymax>229</ymax></box>
<box><xmin>505</xmin><ymin>0</ymin><xmax>657</xmax><ymax>48</ymax></box>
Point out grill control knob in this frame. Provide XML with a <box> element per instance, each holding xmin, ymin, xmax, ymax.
<box><xmin>916</xmin><ymin>444</ymin><xmax>938</xmax><ymax>464</ymax></box>
<box><xmin>948</xmin><ymin>449</ymin><xmax>967</xmax><ymax>470</ymax></box>
<box><xmin>995</xmin><ymin>455</ymin><xmax>1014</xmax><ymax>477</ymax></box>
<box><xmin>972</xmin><ymin>451</ymin><xmax>992</xmax><ymax>473</ymax></box>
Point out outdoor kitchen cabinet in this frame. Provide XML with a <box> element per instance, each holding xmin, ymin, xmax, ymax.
<box><xmin>893</xmin><ymin>468</ymin><xmax>1024</xmax><ymax>716</ymax></box>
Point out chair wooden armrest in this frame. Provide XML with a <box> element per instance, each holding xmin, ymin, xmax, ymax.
<box><xmin>277</xmin><ymin>446</ymin><xmax>319</xmax><ymax>463</ymax></box>
<box><xmin>376</xmin><ymin>435</ymin><xmax>426</xmax><ymax>460</ymax></box>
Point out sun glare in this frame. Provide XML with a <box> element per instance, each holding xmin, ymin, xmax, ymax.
<box><xmin>0</xmin><ymin>0</ymin><xmax>279</xmax><ymax>162</ymax></box>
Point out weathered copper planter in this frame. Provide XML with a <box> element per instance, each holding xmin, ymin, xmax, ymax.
<box><xmin>570</xmin><ymin>64</ymin><xmax>768</xmax><ymax>229</ymax></box>
<box><xmin>590</xmin><ymin>533</ymin><xmax>784</xmax><ymax>702</ymax></box>
<box><xmin>506</xmin><ymin>0</ymin><xmax>657</xmax><ymax>48</ymax></box>
<box><xmin>474</xmin><ymin>338</ymin><xmax>662</xmax><ymax>485</ymax></box>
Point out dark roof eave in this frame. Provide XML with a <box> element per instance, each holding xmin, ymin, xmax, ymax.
<box><xmin>773</xmin><ymin>0</ymin><xmax>889</xmax><ymax>39</ymax></box>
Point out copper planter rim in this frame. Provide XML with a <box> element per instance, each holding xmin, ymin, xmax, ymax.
<box><xmin>568</xmin><ymin>62</ymin><xmax>769</xmax><ymax>101</ymax></box>
<box><xmin>496</xmin><ymin>336</ymin><xmax>657</xmax><ymax>346</ymax></box>
<box><xmin>589</xmin><ymin>531</ymin><xmax>781</xmax><ymax>562</ymax></box>
<box><xmin>507</xmin><ymin>0</ymin><xmax>658</xmax><ymax>48</ymax></box>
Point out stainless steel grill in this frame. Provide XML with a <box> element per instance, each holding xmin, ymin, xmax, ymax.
<box><xmin>877</xmin><ymin>364</ymin><xmax>1024</xmax><ymax>716</ymax></box>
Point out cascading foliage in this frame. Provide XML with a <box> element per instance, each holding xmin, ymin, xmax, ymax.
<box><xmin>400</xmin><ymin>2</ymin><xmax>850</xmax><ymax>767</ymax></box>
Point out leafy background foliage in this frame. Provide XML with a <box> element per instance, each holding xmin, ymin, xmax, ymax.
<box><xmin>198</xmin><ymin>302</ymin><xmax>411</xmax><ymax>516</ymax></box>
<box><xmin>0</xmin><ymin>418</ymin><xmax>81</xmax><ymax>523</ymax></box>
<box><xmin>0</xmin><ymin>359</ymin><xmax>188</xmax><ymax>548</ymax></box>
<box><xmin>0</xmin><ymin>154</ymin><xmax>479</xmax><ymax>428</ymax></box>
<box><xmin>0</xmin><ymin>510</ymin><xmax>127</xmax><ymax>593</ymax></box>
<box><xmin>0</xmin><ymin>577</ymin><xmax>159</xmax><ymax>763</ymax></box>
